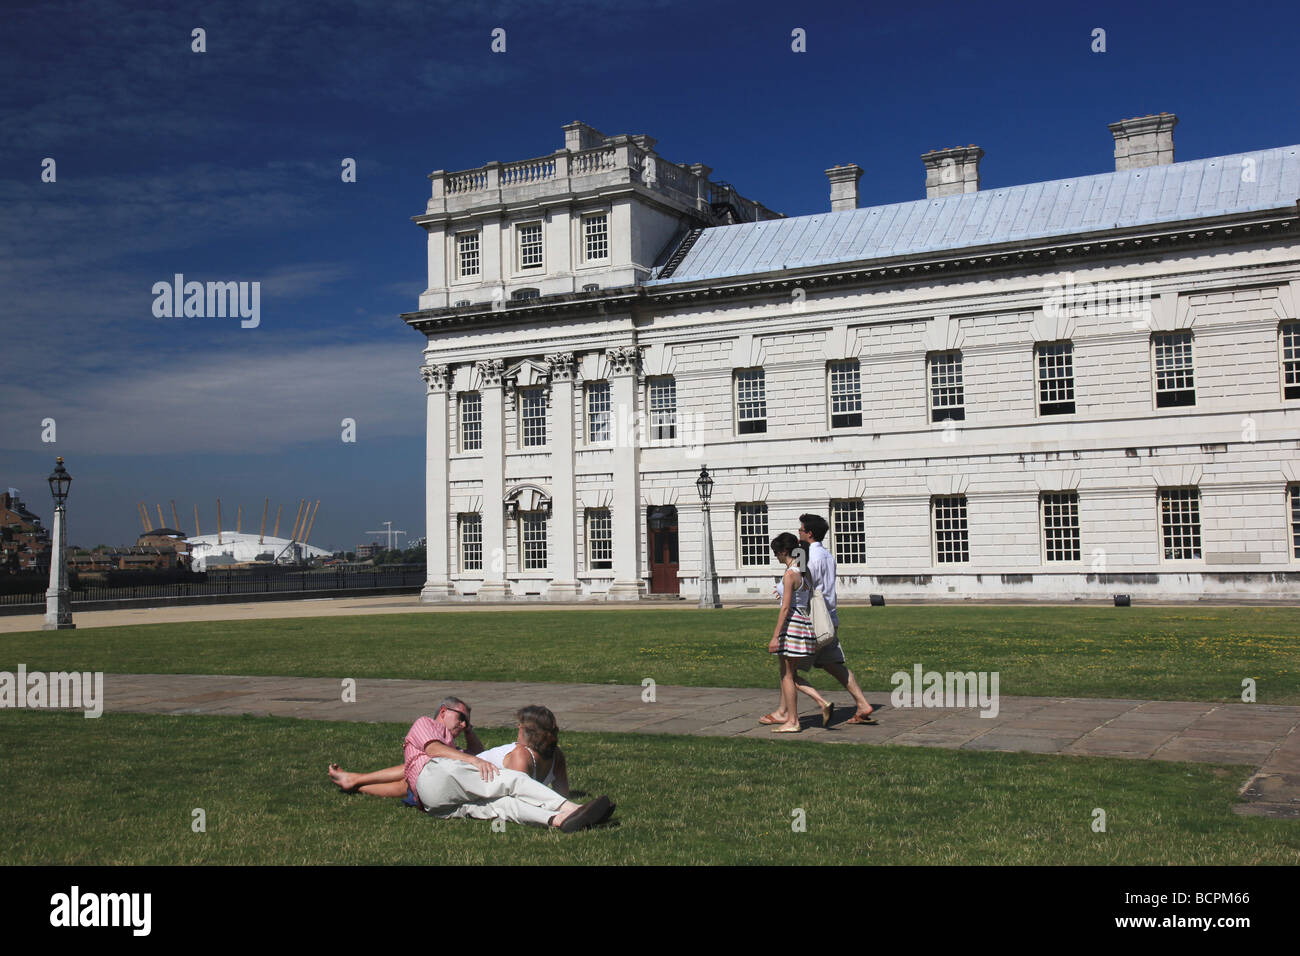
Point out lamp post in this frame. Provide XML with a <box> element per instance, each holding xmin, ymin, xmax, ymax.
<box><xmin>695</xmin><ymin>465</ymin><xmax>721</xmax><ymax>609</ymax></box>
<box><xmin>43</xmin><ymin>456</ymin><xmax>75</xmax><ymax>630</ymax></box>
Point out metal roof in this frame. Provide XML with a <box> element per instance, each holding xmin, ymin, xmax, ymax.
<box><xmin>647</xmin><ymin>146</ymin><xmax>1300</xmax><ymax>285</ymax></box>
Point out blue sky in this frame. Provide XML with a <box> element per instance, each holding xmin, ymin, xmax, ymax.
<box><xmin>2</xmin><ymin>0</ymin><xmax>1298</xmax><ymax>551</ymax></box>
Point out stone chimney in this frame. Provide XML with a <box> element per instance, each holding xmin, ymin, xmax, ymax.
<box><xmin>826</xmin><ymin>164</ymin><xmax>864</xmax><ymax>212</ymax></box>
<box><xmin>1109</xmin><ymin>113</ymin><xmax>1177</xmax><ymax>170</ymax></box>
<box><xmin>922</xmin><ymin>146</ymin><xmax>983</xmax><ymax>198</ymax></box>
<box><xmin>563</xmin><ymin>121</ymin><xmax>608</xmax><ymax>151</ymax></box>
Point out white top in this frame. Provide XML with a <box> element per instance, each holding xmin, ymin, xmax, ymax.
<box><xmin>807</xmin><ymin>541</ymin><xmax>839</xmax><ymax>626</ymax></box>
<box><xmin>477</xmin><ymin>742</ymin><xmax>557</xmax><ymax>788</ymax></box>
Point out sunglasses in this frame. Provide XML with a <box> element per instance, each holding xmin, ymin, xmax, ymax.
<box><xmin>446</xmin><ymin>709</ymin><xmax>470</xmax><ymax>723</ymax></box>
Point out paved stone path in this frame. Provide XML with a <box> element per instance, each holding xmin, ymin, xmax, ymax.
<box><xmin>94</xmin><ymin>672</ymin><xmax>1300</xmax><ymax>818</ymax></box>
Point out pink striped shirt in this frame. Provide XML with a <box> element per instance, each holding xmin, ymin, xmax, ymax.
<box><xmin>403</xmin><ymin>715</ymin><xmax>457</xmax><ymax>796</ymax></box>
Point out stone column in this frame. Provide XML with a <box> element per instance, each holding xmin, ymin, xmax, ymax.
<box><xmin>546</xmin><ymin>352</ymin><xmax>580</xmax><ymax>599</ymax></box>
<box><xmin>476</xmin><ymin>359</ymin><xmax>509</xmax><ymax>600</ymax></box>
<box><xmin>420</xmin><ymin>364</ymin><xmax>454</xmax><ymax>601</ymax></box>
<box><xmin>606</xmin><ymin>346</ymin><xmax>643</xmax><ymax>600</ymax></box>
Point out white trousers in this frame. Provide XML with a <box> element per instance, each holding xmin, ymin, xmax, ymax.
<box><xmin>415</xmin><ymin>758</ymin><xmax>568</xmax><ymax>827</ymax></box>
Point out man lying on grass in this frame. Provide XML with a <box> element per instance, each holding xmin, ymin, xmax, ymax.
<box><xmin>329</xmin><ymin>697</ymin><xmax>610</xmax><ymax>833</ymax></box>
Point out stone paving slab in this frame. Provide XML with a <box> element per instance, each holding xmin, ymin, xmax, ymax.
<box><xmin>25</xmin><ymin>672</ymin><xmax>1300</xmax><ymax>816</ymax></box>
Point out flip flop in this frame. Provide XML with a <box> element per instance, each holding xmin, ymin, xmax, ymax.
<box><xmin>771</xmin><ymin>725</ymin><xmax>802</xmax><ymax>734</ymax></box>
<box><xmin>845</xmin><ymin>712</ymin><xmax>878</xmax><ymax>725</ymax></box>
<box><xmin>821</xmin><ymin>702</ymin><xmax>835</xmax><ymax>728</ymax></box>
<box><xmin>758</xmin><ymin>713</ymin><xmax>784</xmax><ymax>725</ymax></box>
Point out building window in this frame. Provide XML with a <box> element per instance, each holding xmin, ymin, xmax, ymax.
<box><xmin>933</xmin><ymin>495</ymin><xmax>969</xmax><ymax>563</ymax></box>
<box><xmin>1291</xmin><ymin>485</ymin><xmax>1300</xmax><ymax>559</ymax></box>
<box><xmin>1041</xmin><ymin>492</ymin><xmax>1081</xmax><ymax>562</ymax></box>
<box><xmin>829</xmin><ymin>360</ymin><xmax>863</xmax><ymax>428</ymax></box>
<box><xmin>735</xmin><ymin>369</ymin><xmax>766</xmax><ymax>434</ymax></box>
<box><xmin>1282</xmin><ymin>323</ymin><xmax>1300</xmax><ymax>400</ymax></box>
<box><xmin>511</xmin><ymin>287</ymin><xmax>540</xmax><ymax>301</ymax></box>
<box><xmin>459</xmin><ymin>392</ymin><xmax>482</xmax><ymax>452</ymax></box>
<box><xmin>1036</xmin><ymin>342</ymin><xmax>1076</xmax><ymax>415</ymax></box>
<box><xmin>928</xmin><ymin>351</ymin><xmax>965</xmax><ymax>422</ymax></box>
<box><xmin>583</xmin><ymin>213</ymin><xmax>609</xmax><ymax>262</ymax></box>
<box><xmin>517</xmin><ymin>222</ymin><xmax>543</xmax><ymax>270</ymax></box>
<box><xmin>737</xmin><ymin>504</ymin><xmax>770</xmax><ymax>567</ymax></box>
<box><xmin>456</xmin><ymin>232</ymin><xmax>480</xmax><ymax>278</ymax></box>
<box><xmin>459</xmin><ymin>514</ymin><xmax>482</xmax><ymax>572</ymax></box>
<box><xmin>1159</xmin><ymin>488</ymin><xmax>1202</xmax><ymax>560</ymax></box>
<box><xmin>1153</xmin><ymin>332</ymin><xmax>1195</xmax><ymax>407</ymax></box>
<box><xmin>519</xmin><ymin>387</ymin><xmax>547</xmax><ymax>447</ymax></box>
<box><xmin>520</xmin><ymin>511</ymin><xmax>548</xmax><ymax>570</ymax></box>
<box><xmin>586</xmin><ymin>381</ymin><xmax>611</xmax><ymax>443</ymax></box>
<box><xmin>648</xmin><ymin>376</ymin><xmax>677</xmax><ymax>440</ymax></box>
<box><xmin>830</xmin><ymin>500</ymin><xmax>866</xmax><ymax>564</ymax></box>
<box><xmin>586</xmin><ymin>508</ymin><xmax>612</xmax><ymax>570</ymax></box>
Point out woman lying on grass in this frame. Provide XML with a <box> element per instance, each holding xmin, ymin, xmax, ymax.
<box><xmin>329</xmin><ymin>704</ymin><xmax>569</xmax><ymax>799</ymax></box>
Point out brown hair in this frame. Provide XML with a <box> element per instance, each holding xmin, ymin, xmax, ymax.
<box><xmin>516</xmin><ymin>705</ymin><xmax>559</xmax><ymax>759</ymax></box>
<box><xmin>770</xmin><ymin>532</ymin><xmax>800</xmax><ymax>559</ymax></box>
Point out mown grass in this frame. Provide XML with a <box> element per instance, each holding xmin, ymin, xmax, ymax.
<box><xmin>1</xmin><ymin>710</ymin><xmax>1296</xmax><ymax>866</ymax></box>
<box><xmin>2</xmin><ymin>605</ymin><xmax>1298</xmax><ymax>702</ymax></box>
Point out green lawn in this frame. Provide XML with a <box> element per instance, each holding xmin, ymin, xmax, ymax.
<box><xmin>2</xmin><ymin>605</ymin><xmax>1298</xmax><ymax>702</ymax></box>
<box><xmin>2</xmin><ymin>710</ymin><xmax>1296</xmax><ymax>865</ymax></box>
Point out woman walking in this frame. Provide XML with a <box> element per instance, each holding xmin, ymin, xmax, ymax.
<box><xmin>764</xmin><ymin>532</ymin><xmax>816</xmax><ymax>733</ymax></box>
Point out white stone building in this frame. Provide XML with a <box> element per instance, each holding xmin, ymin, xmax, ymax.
<box><xmin>403</xmin><ymin>116</ymin><xmax>1300</xmax><ymax>602</ymax></box>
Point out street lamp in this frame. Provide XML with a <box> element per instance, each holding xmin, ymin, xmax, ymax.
<box><xmin>43</xmin><ymin>456</ymin><xmax>75</xmax><ymax>630</ymax></box>
<box><xmin>696</xmin><ymin>465</ymin><xmax>721</xmax><ymax>609</ymax></box>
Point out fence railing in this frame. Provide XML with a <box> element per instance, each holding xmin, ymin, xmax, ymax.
<box><xmin>0</xmin><ymin>565</ymin><xmax>426</xmax><ymax>607</ymax></box>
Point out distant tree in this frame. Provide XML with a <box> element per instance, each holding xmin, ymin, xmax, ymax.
<box><xmin>345</xmin><ymin>551</ymin><xmax>355</xmax><ymax>562</ymax></box>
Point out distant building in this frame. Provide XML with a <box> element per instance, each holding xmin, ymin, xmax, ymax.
<box><xmin>356</xmin><ymin>542</ymin><xmax>384</xmax><ymax>560</ymax></box>
<box><xmin>1</xmin><ymin>489</ymin><xmax>51</xmax><ymax>572</ymax></box>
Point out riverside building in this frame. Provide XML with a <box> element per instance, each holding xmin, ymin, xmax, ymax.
<box><xmin>402</xmin><ymin>116</ymin><xmax>1300</xmax><ymax>602</ymax></box>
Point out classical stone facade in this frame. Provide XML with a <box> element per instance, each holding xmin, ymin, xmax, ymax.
<box><xmin>404</xmin><ymin>117</ymin><xmax>1300</xmax><ymax>602</ymax></box>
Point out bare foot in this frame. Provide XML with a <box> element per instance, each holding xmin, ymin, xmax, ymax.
<box><xmin>328</xmin><ymin>763</ymin><xmax>359</xmax><ymax>792</ymax></box>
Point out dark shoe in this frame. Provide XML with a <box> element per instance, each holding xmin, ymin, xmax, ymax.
<box><xmin>560</xmin><ymin>795</ymin><xmax>612</xmax><ymax>833</ymax></box>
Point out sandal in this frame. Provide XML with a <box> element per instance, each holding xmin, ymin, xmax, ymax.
<box><xmin>771</xmin><ymin>725</ymin><xmax>802</xmax><ymax>734</ymax></box>
<box><xmin>758</xmin><ymin>713</ymin><xmax>784</xmax><ymax>725</ymax></box>
<box><xmin>821</xmin><ymin>702</ymin><xmax>835</xmax><ymax>728</ymax></box>
<box><xmin>845</xmin><ymin>712</ymin><xmax>879</xmax><ymax>725</ymax></box>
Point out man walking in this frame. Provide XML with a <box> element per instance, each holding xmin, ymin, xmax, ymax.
<box><xmin>797</xmin><ymin>514</ymin><xmax>877</xmax><ymax>724</ymax></box>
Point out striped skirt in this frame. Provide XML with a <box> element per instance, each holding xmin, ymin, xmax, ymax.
<box><xmin>773</xmin><ymin>608</ymin><xmax>816</xmax><ymax>658</ymax></box>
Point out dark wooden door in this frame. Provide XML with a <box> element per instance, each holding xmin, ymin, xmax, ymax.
<box><xmin>647</xmin><ymin>506</ymin><xmax>679</xmax><ymax>594</ymax></box>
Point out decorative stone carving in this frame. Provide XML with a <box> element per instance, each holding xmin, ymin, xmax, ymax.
<box><xmin>420</xmin><ymin>364</ymin><xmax>451</xmax><ymax>392</ymax></box>
<box><xmin>605</xmin><ymin>345</ymin><xmax>642</xmax><ymax>375</ymax></box>
<box><xmin>475</xmin><ymin>359</ymin><xmax>505</xmax><ymax>387</ymax></box>
<box><xmin>546</xmin><ymin>352</ymin><xmax>577</xmax><ymax>381</ymax></box>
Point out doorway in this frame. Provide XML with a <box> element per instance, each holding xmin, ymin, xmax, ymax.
<box><xmin>647</xmin><ymin>505</ymin><xmax>679</xmax><ymax>594</ymax></box>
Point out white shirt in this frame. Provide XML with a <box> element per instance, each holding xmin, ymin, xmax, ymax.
<box><xmin>806</xmin><ymin>541</ymin><xmax>839</xmax><ymax>626</ymax></box>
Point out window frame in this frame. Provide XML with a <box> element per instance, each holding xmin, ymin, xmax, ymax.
<box><xmin>928</xmin><ymin>350</ymin><xmax>966</xmax><ymax>423</ymax></box>
<box><xmin>735</xmin><ymin>368</ymin><xmax>767</xmax><ymax>435</ymax></box>
<box><xmin>1290</xmin><ymin>484</ymin><xmax>1300</xmax><ymax>560</ymax></box>
<box><xmin>585</xmin><ymin>508</ymin><xmax>613</xmax><ymax>571</ymax></box>
<box><xmin>1035</xmin><ymin>341</ymin><xmax>1076</xmax><ymax>416</ymax></box>
<box><xmin>582</xmin><ymin>212</ymin><xmax>610</xmax><ymax>263</ymax></box>
<box><xmin>736</xmin><ymin>503</ymin><xmax>771</xmax><ymax>568</ymax></box>
<box><xmin>516</xmin><ymin>220</ymin><xmax>544</xmax><ymax>272</ymax></box>
<box><xmin>1152</xmin><ymin>331</ymin><xmax>1196</xmax><ymax>409</ymax></box>
<box><xmin>1040</xmin><ymin>491</ymin><xmax>1081</xmax><ymax>563</ymax></box>
<box><xmin>1157</xmin><ymin>487</ymin><xmax>1202</xmax><ymax>561</ymax></box>
<box><xmin>828</xmin><ymin>359</ymin><xmax>863</xmax><ymax>429</ymax></box>
<box><xmin>830</xmin><ymin>499</ymin><xmax>867</xmax><ymax>565</ymax></box>
<box><xmin>518</xmin><ymin>386</ymin><xmax>548</xmax><ymax>448</ymax></box>
<box><xmin>519</xmin><ymin>510</ymin><xmax>548</xmax><ymax>571</ymax></box>
<box><xmin>458</xmin><ymin>513</ymin><xmax>482</xmax><ymax>572</ymax></box>
<box><xmin>1281</xmin><ymin>322</ymin><xmax>1300</xmax><ymax>401</ymax></box>
<box><xmin>932</xmin><ymin>495</ymin><xmax>970</xmax><ymax>564</ymax></box>
<box><xmin>585</xmin><ymin>381</ymin><xmax>612</xmax><ymax>445</ymax></box>
<box><xmin>455</xmin><ymin>231</ymin><xmax>481</xmax><ymax>280</ymax></box>
<box><xmin>458</xmin><ymin>391</ymin><xmax>482</xmax><ymax>453</ymax></box>
<box><xmin>646</xmin><ymin>376</ymin><xmax>677</xmax><ymax>441</ymax></box>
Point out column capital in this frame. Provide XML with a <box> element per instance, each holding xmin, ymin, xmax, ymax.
<box><xmin>605</xmin><ymin>345</ymin><xmax>643</xmax><ymax>376</ymax></box>
<box><xmin>475</xmin><ymin>359</ymin><xmax>505</xmax><ymax>387</ymax></box>
<box><xmin>421</xmin><ymin>363</ymin><xmax>452</xmax><ymax>393</ymax></box>
<box><xmin>545</xmin><ymin>352</ymin><xmax>577</xmax><ymax>381</ymax></box>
